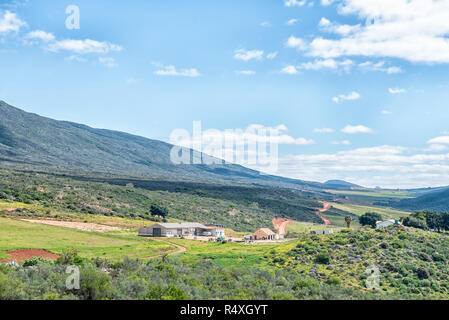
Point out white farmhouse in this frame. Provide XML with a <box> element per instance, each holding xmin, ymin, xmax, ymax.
<box><xmin>138</xmin><ymin>223</ymin><xmax>225</xmax><ymax>237</ymax></box>
<box><xmin>375</xmin><ymin>219</ymin><xmax>399</xmax><ymax>229</ymax></box>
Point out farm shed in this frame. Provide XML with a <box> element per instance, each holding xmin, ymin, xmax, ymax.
<box><xmin>253</xmin><ymin>228</ymin><xmax>275</xmax><ymax>240</ymax></box>
<box><xmin>376</xmin><ymin>220</ymin><xmax>399</xmax><ymax>229</ymax></box>
<box><xmin>310</xmin><ymin>229</ymin><xmax>334</xmax><ymax>235</ymax></box>
<box><xmin>138</xmin><ymin>223</ymin><xmax>225</xmax><ymax>237</ymax></box>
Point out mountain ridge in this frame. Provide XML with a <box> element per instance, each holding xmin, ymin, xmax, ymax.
<box><xmin>0</xmin><ymin>100</ymin><xmax>325</xmax><ymax>191</ymax></box>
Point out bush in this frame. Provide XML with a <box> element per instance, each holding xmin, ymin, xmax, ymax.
<box><xmin>23</xmin><ymin>256</ymin><xmax>47</xmax><ymax>267</ymax></box>
<box><xmin>359</xmin><ymin>212</ymin><xmax>382</xmax><ymax>228</ymax></box>
<box><xmin>315</xmin><ymin>252</ymin><xmax>331</xmax><ymax>265</ymax></box>
<box><xmin>326</xmin><ymin>277</ymin><xmax>341</xmax><ymax>285</ymax></box>
<box><xmin>80</xmin><ymin>264</ymin><xmax>114</xmax><ymax>300</ymax></box>
<box><xmin>56</xmin><ymin>249</ymin><xmax>84</xmax><ymax>266</ymax></box>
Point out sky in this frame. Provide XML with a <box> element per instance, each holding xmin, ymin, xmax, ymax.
<box><xmin>1</xmin><ymin>0</ymin><xmax>449</xmax><ymax>188</ymax></box>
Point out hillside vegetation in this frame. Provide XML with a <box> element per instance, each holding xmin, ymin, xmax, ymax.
<box><xmin>268</xmin><ymin>225</ymin><xmax>449</xmax><ymax>298</ymax></box>
<box><xmin>0</xmin><ymin>170</ymin><xmax>323</xmax><ymax>232</ymax></box>
<box><xmin>394</xmin><ymin>187</ymin><xmax>449</xmax><ymax>212</ymax></box>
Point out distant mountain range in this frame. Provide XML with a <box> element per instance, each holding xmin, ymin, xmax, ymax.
<box><xmin>0</xmin><ymin>100</ymin><xmax>325</xmax><ymax>191</ymax></box>
<box><xmin>324</xmin><ymin>180</ymin><xmax>361</xmax><ymax>188</ymax></box>
<box><xmin>394</xmin><ymin>187</ymin><xmax>449</xmax><ymax>212</ymax></box>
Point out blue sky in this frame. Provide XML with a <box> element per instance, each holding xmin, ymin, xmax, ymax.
<box><xmin>1</xmin><ymin>0</ymin><xmax>449</xmax><ymax>188</ymax></box>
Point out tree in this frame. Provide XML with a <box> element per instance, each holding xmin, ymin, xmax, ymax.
<box><xmin>344</xmin><ymin>216</ymin><xmax>352</xmax><ymax>228</ymax></box>
<box><xmin>359</xmin><ymin>212</ymin><xmax>382</xmax><ymax>228</ymax></box>
<box><xmin>425</xmin><ymin>211</ymin><xmax>443</xmax><ymax>232</ymax></box>
<box><xmin>150</xmin><ymin>204</ymin><xmax>168</xmax><ymax>218</ymax></box>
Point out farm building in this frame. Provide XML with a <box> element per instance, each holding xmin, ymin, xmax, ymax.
<box><xmin>376</xmin><ymin>220</ymin><xmax>399</xmax><ymax>229</ymax></box>
<box><xmin>253</xmin><ymin>228</ymin><xmax>276</xmax><ymax>240</ymax></box>
<box><xmin>138</xmin><ymin>223</ymin><xmax>225</xmax><ymax>237</ymax></box>
<box><xmin>310</xmin><ymin>229</ymin><xmax>334</xmax><ymax>235</ymax></box>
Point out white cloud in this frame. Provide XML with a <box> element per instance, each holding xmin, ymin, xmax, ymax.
<box><xmin>314</xmin><ymin>128</ymin><xmax>334</xmax><ymax>133</ymax></box>
<box><xmin>234</xmin><ymin>49</ymin><xmax>264</xmax><ymax>61</ymax></box>
<box><xmin>174</xmin><ymin>124</ymin><xmax>314</xmax><ymax>147</ymax></box>
<box><xmin>67</xmin><ymin>55</ymin><xmax>87</xmax><ymax>63</ymax></box>
<box><xmin>235</xmin><ymin>70</ymin><xmax>256</xmax><ymax>75</ymax></box>
<box><xmin>260</xmin><ymin>21</ymin><xmax>271</xmax><ymax>27</ymax></box>
<box><xmin>381</xmin><ymin>110</ymin><xmax>392</xmax><ymax>115</ymax></box>
<box><xmin>98</xmin><ymin>57</ymin><xmax>117</xmax><ymax>68</ymax></box>
<box><xmin>303</xmin><ymin>0</ymin><xmax>449</xmax><ymax>63</ymax></box>
<box><xmin>341</xmin><ymin>125</ymin><xmax>373</xmax><ymax>134</ymax></box>
<box><xmin>47</xmin><ymin>39</ymin><xmax>122</xmax><ymax>54</ymax></box>
<box><xmin>359</xmin><ymin>61</ymin><xmax>403</xmax><ymax>74</ymax></box>
<box><xmin>321</xmin><ymin>0</ymin><xmax>335</xmax><ymax>5</ymax></box>
<box><xmin>425</xmin><ymin>144</ymin><xmax>448</xmax><ymax>152</ymax></box>
<box><xmin>280</xmin><ymin>65</ymin><xmax>299</xmax><ymax>75</ymax></box>
<box><xmin>389</xmin><ymin>88</ymin><xmax>406</xmax><ymax>94</ymax></box>
<box><xmin>0</xmin><ymin>10</ymin><xmax>26</xmax><ymax>34</ymax></box>
<box><xmin>428</xmin><ymin>136</ymin><xmax>449</xmax><ymax>145</ymax></box>
<box><xmin>25</xmin><ymin>30</ymin><xmax>55</xmax><ymax>42</ymax></box>
<box><xmin>266</xmin><ymin>52</ymin><xmax>278</xmax><ymax>60</ymax></box>
<box><xmin>284</xmin><ymin>0</ymin><xmax>307</xmax><ymax>7</ymax></box>
<box><xmin>285</xmin><ymin>36</ymin><xmax>307</xmax><ymax>50</ymax></box>
<box><xmin>298</xmin><ymin>58</ymin><xmax>353</xmax><ymax>72</ymax></box>
<box><xmin>332</xmin><ymin>91</ymin><xmax>360</xmax><ymax>103</ymax></box>
<box><xmin>154</xmin><ymin>65</ymin><xmax>201</xmax><ymax>77</ymax></box>
<box><xmin>331</xmin><ymin>140</ymin><xmax>351</xmax><ymax>145</ymax></box>
<box><xmin>286</xmin><ymin>18</ymin><xmax>299</xmax><ymax>26</ymax></box>
<box><xmin>318</xmin><ymin>17</ymin><xmax>361</xmax><ymax>36</ymax></box>
<box><xmin>275</xmin><ymin>145</ymin><xmax>449</xmax><ymax>188</ymax></box>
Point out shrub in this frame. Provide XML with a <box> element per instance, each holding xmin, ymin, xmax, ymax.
<box><xmin>326</xmin><ymin>277</ymin><xmax>341</xmax><ymax>285</ymax></box>
<box><xmin>315</xmin><ymin>252</ymin><xmax>331</xmax><ymax>265</ymax></box>
<box><xmin>359</xmin><ymin>212</ymin><xmax>382</xmax><ymax>228</ymax></box>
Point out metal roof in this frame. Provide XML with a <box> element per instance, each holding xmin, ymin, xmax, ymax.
<box><xmin>155</xmin><ymin>223</ymin><xmax>212</xmax><ymax>229</ymax></box>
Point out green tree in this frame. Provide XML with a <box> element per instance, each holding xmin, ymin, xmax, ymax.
<box><xmin>359</xmin><ymin>212</ymin><xmax>382</xmax><ymax>228</ymax></box>
<box><xmin>150</xmin><ymin>204</ymin><xmax>168</xmax><ymax>218</ymax></box>
<box><xmin>344</xmin><ymin>216</ymin><xmax>352</xmax><ymax>228</ymax></box>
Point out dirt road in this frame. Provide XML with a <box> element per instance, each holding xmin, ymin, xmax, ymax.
<box><xmin>314</xmin><ymin>202</ymin><xmax>332</xmax><ymax>225</ymax></box>
<box><xmin>21</xmin><ymin>219</ymin><xmax>122</xmax><ymax>232</ymax></box>
<box><xmin>144</xmin><ymin>238</ymin><xmax>187</xmax><ymax>258</ymax></box>
<box><xmin>272</xmin><ymin>218</ymin><xmax>295</xmax><ymax>235</ymax></box>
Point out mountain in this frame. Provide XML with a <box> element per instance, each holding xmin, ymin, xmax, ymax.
<box><xmin>0</xmin><ymin>100</ymin><xmax>325</xmax><ymax>191</ymax></box>
<box><xmin>394</xmin><ymin>187</ymin><xmax>449</xmax><ymax>212</ymax></box>
<box><xmin>324</xmin><ymin>180</ymin><xmax>361</xmax><ymax>188</ymax></box>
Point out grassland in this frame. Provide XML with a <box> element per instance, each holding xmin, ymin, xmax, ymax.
<box><xmin>286</xmin><ymin>221</ymin><xmax>342</xmax><ymax>234</ymax></box>
<box><xmin>166</xmin><ymin>238</ymin><xmax>288</xmax><ymax>268</ymax></box>
<box><xmin>331</xmin><ymin>203</ymin><xmax>410</xmax><ymax>220</ymax></box>
<box><xmin>0</xmin><ymin>217</ymin><xmax>177</xmax><ymax>260</ymax></box>
<box><xmin>327</xmin><ymin>189</ymin><xmax>412</xmax><ymax>199</ymax></box>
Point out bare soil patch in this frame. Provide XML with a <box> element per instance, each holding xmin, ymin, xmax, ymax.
<box><xmin>1</xmin><ymin>249</ymin><xmax>59</xmax><ymax>262</ymax></box>
<box><xmin>315</xmin><ymin>202</ymin><xmax>332</xmax><ymax>225</ymax></box>
<box><xmin>21</xmin><ymin>219</ymin><xmax>121</xmax><ymax>232</ymax></box>
<box><xmin>272</xmin><ymin>218</ymin><xmax>294</xmax><ymax>235</ymax></box>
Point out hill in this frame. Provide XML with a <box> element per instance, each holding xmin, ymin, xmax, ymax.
<box><xmin>324</xmin><ymin>180</ymin><xmax>360</xmax><ymax>188</ymax></box>
<box><xmin>269</xmin><ymin>225</ymin><xmax>449</xmax><ymax>298</ymax></box>
<box><xmin>0</xmin><ymin>169</ymin><xmax>324</xmax><ymax>232</ymax></box>
<box><xmin>394</xmin><ymin>187</ymin><xmax>449</xmax><ymax>212</ymax></box>
<box><xmin>0</xmin><ymin>100</ymin><xmax>324</xmax><ymax>192</ymax></box>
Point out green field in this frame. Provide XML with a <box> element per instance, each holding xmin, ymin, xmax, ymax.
<box><xmin>166</xmin><ymin>238</ymin><xmax>289</xmax><ymax>268</ymax></box>
<box><xmin>0</xmin><ymin>217</ymin><xmax>177</xmax><ymax>260</ymax></box>
<box><xmin>331</xmin><ymin>203</ymin><xmax>410</xmax><ymax>220</ymax></box>
<box><xmin>286</xmin><ymin>221</ymin><xmax>342</xmax><ymax>234</ymax></box>
<box><xmin>327</xmin><ymin>189</ymin><xmax>412</xmax><ymax>199</ymax></box>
